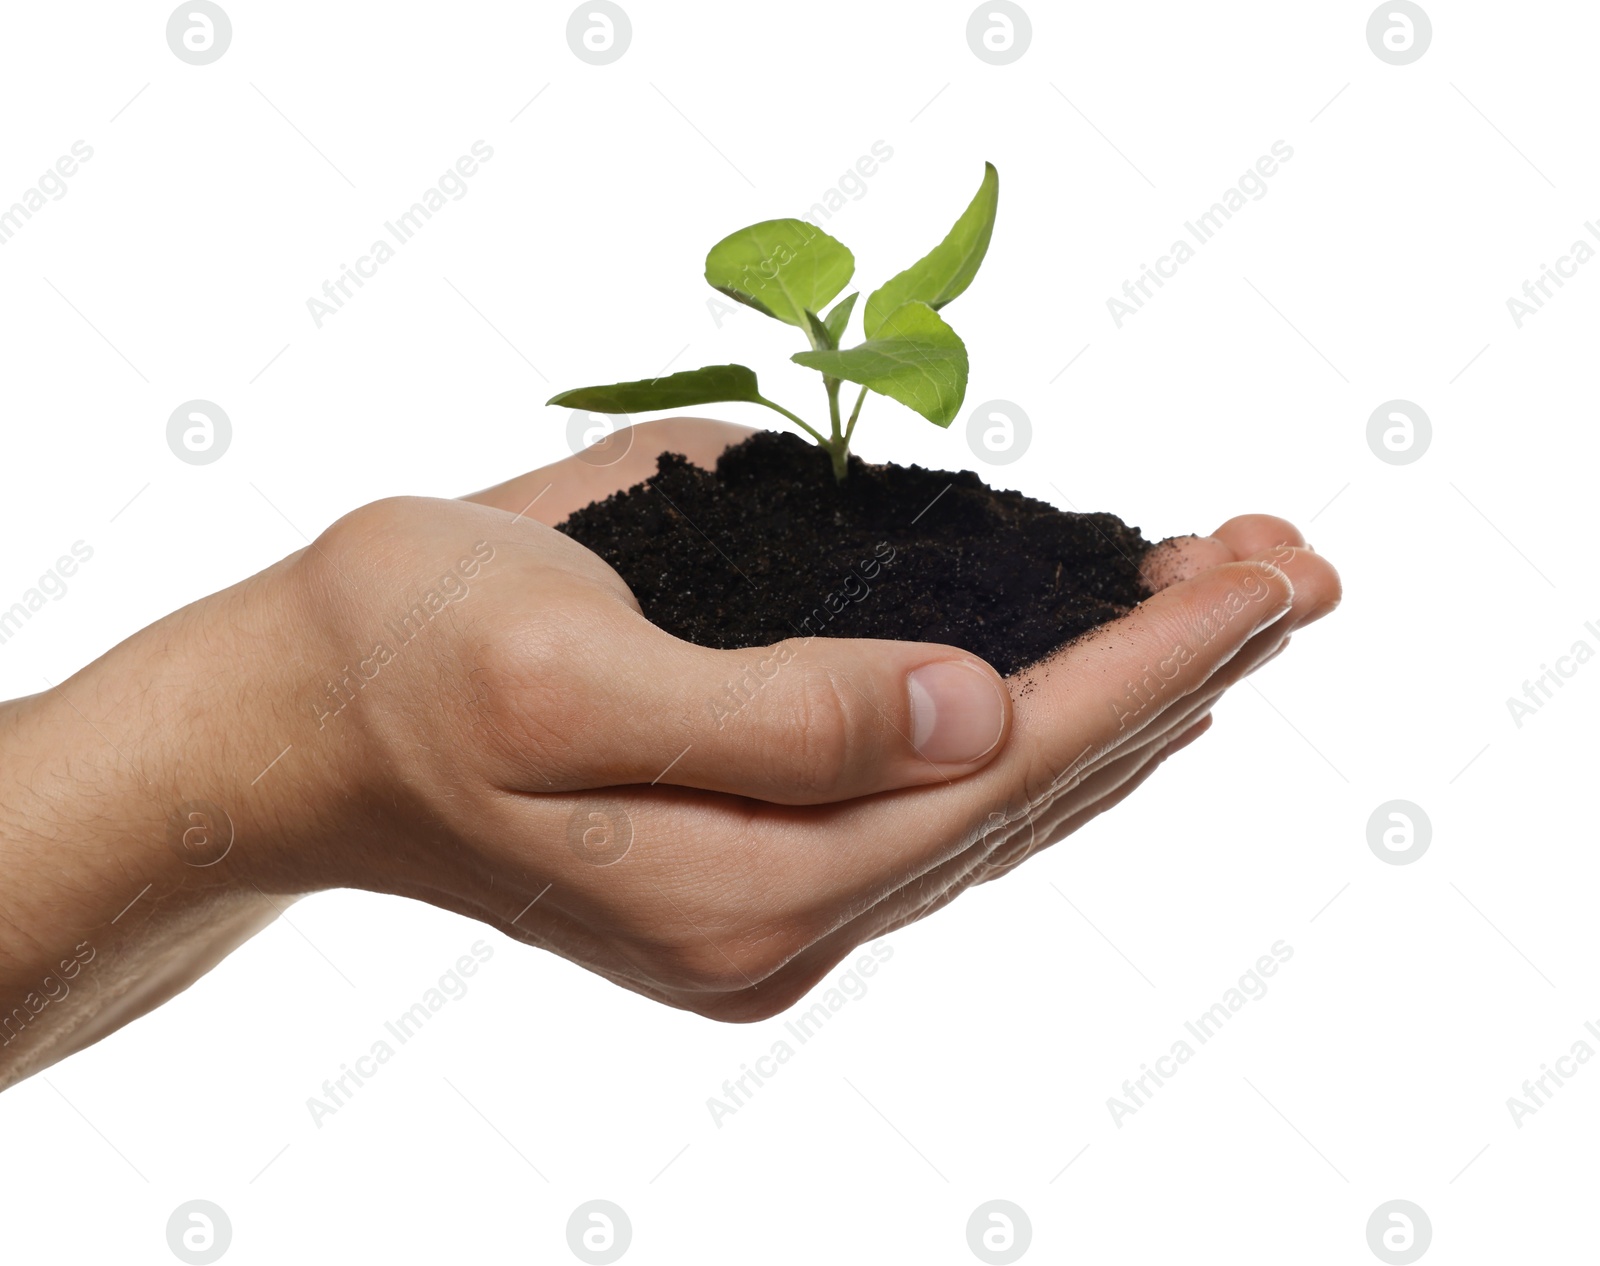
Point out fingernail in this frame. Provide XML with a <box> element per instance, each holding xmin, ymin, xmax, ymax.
<box><xmin>908</xmin><ymin>661</ymin><xmax>1007</xmax><ymax>764</ymax></box>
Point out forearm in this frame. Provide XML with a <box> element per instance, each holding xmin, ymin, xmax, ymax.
<box><xmin>0</xmin><ymin>559</ymin><xmax>334</xmax><ymax>1088</ymax></box>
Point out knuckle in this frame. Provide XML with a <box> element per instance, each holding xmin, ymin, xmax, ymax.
<box><xmin>782</xmin><ymin>662</ymin><xmax>856</xmax><ymax>798</ymax></box>
<box><xmin>690</xmin><ymin>974</ymin><xmax>816</xmax><ymax>1023</ymax></box>
<box><xmin>463</xmin><ymin>573</ymin><xmax>638</xmax><ymax>759</ymax></box>
<box><xmin>656</xmin><ymin>918</ymin><xmax>808</xmax><ymax>994</ymax></box>
<box><xmin>304</xmin><ymin>496</ymin><xmax>428</xmax><ymax>583</ymax></box>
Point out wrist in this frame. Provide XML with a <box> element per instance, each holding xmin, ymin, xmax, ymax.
<box><xmin>0</xmin><ymin>555</ymin><xmax>356</xmax><ymax>926</ymax></box>
<box><xmin>0</xmin><ymin>554</ymin><xmax>378</xmax><ymax>1083</ymax></box>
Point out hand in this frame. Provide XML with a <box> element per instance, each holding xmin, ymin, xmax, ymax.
<box><xmin>295</xmin><ymin>418</ymin><xmax>1341</xmax><ymax>1020</ymax></box>
<box><xmin>0</xmin><ymin>418</ymin><xmax>1339</xmax><ymax>1090</ymax></box>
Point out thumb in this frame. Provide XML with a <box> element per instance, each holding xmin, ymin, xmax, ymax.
<box><xmin>600</xmin><ymin>634</ymin><xmax>1013</xmax><ymax>804</ymax></box>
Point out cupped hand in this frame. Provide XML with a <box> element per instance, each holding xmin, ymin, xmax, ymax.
<box><xmin>286</xmin><ymin>418</ymin><xmax>1339</xmax><ymax>1022</ymax></box>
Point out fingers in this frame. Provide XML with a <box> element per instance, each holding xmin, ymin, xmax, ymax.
<box><xmin>999</xmin><ymin>559</ymin><xmax>1293</xmax><ymax>802</ymax></box>
<box><xmin>1005</xmin><ymin>711</ymin><xmax>1215</xmax><ymax>868</ymax></box>
<box><xmin>461</xmin><ymin>417</ymin><xmax>756</xmax><ymax>525</ymax></box>
<box><xmin>1142</xmin><ymin>514</ymin><xmax>1319</xmax><ymax>587</ymax></box>
<box><xmin>1130</xmin><ymin>546</ymin><xmax>1336</xmax><ymax>736</ymax></box>
<box><xmin>739</xmin><ymin>560</ymin><xmax>1288</xmax><ymax>919</ymax></box>
<box><xmin>529</xmin><ymin>629</ymin><xmax>1012</xmax><ymax>804</ymax></box>
<box><xmin>990</xmin><ymin>707</ymin><xmax>1213</xmax><ymax>878</ymax></box>
<box><xmin>692</xmin><ymin>709</ymin><xmax>1221</xmax><ymax>1021</ymax></box>
<box><xmin>692</xmin><ymin>548</ymin><xmax>1317</xmax><ymax>921</ymax></box>
<box><xmin>1136</xmin><ymin>554</ymin><xmax>1330</xmax><ymax>758</ymax></box>
<box><xmin>1239</xmin><ymin>544</ymin><xmax>1341</xmax><ymax>633</ymax></box>
<box><xmin>1144</xmin><ymin>518</ymin><xmax>1339</xmax><ymax>642</ymax></box>
<box><xmin>1211</xmin><ymin>513</ymin><xmax>1306</xmax><ymax>557</ymax></box>
<box><xmin>1141</xmin><ymin>534</ymin><xmax>1236</xmax><ymax>591</ymax></box>
<box><xmin>661</xmin><ymin>636</ymin><xmax>1011</xmax><ymax>802</ymax></box>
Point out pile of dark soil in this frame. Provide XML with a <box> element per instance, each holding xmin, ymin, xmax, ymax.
<box><xmin>558</xmin><ymin>430</ymin><xmax>1154</xmax><ymax>677</ymax></box>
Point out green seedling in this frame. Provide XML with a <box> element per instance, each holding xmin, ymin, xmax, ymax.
<box><xmin>548</xmin><ymin>162</ymin><xmax>999</xmax><ymax>481</ymax></box>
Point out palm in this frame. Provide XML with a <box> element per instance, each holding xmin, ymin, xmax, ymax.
<box><xmin>442</xmin><ymin>419</ymin><xmax>1339</xmax><ymax>1020</ymax></box>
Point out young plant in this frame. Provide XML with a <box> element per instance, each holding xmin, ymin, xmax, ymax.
<box><xmin>547</xmin><ymin>163</ymin><xmax>999</xmax><ymax>481</ymax></box>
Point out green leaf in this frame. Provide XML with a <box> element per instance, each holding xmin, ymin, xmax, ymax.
<box><xmin>704</xmin><ymin>219</ymin><xmax>855</xmax><ymax>328</ymax></box>
<box><xmin>791</xmin><ymin>301</ymin><xmax>968</xmax><ymax>428</ymax></box>
<box><xmin>547</xmin><ymin>364</ymin><xmax>765</xmax><ymax>414</ymax></box>
<box><xmin>863</xmin><ymin>163</ymin><xmax>998</xmax><ymax>339</ymax></box>
<box><xmin>802</xmin><ymin>308</ymin><xmax>835</xmax><ymax>352</ymax></box>
<box><xmin>823</xmin><ymin>291</ymin><xmax>858</xmax><ymax>346</ymax></box>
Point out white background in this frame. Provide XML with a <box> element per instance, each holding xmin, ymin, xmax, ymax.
<box><xmin>1</xmin><ymin>1</ymin><xmax>1595</xmax><ymax>1262</ymax></box>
